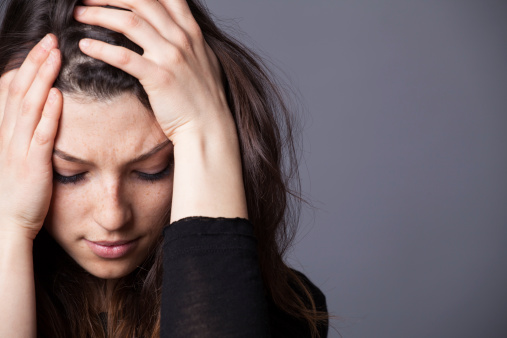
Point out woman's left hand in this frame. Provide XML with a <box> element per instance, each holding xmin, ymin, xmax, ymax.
<box><xmin>74</xmin><ymin>0</ymin><xmax>248</xmax><ymax>221</ymax></box>
<box><xmin>74</xmin><ymin>0</ymin><xmax>231</xmax><ymax>144</ymax></box>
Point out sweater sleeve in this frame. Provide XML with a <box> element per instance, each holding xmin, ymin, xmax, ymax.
<box><xmin>160</xmin><ymin>217</ymin><xmax>271</xmax><ymax>337</ymax></box>
<box><xmin>267</xmin><ymin>270</ymin><xmax>329</xmax><ymax>338</ymax></box>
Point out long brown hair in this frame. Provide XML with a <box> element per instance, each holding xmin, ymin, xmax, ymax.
<box><xmin>0</xmin><ymin>0</ymin><xmax>328</xmax><ymax>336</ymax></box>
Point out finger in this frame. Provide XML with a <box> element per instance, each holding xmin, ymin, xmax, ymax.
<box><xmin>157</xmin><ymin>0</ymin><xmax>196</xmax><ymax>32</ymax></box>
<box><xmin>0</xmin><ymin>70</ymin><xmax>17</xmax><ymax>128</ymax></box>
<box><xmin>28</xmin><ymin>88</ymin><xmax>62</xmax><ymax>166</ymax></box>
<box><xmin>11</xmin><ymin>49</ymin><xmax>61</xmax><ymax>154</ymax></box>
<box><xmin>2</xmin><ymin>35</ymin><xmax>57</xmax><ymax>142</ymax></box>
<box><xmin>74</xmin><ymin>5</ymin><xmax>171</xmax><ymax>52</ymax></box>
<box><xmin>79</xmin><ymin>0</ymin><xmax>182</xmax><ymax>40</ymax></box>
<box><xmin>7</xmin><ymin>34</ymin><xmax>57</xmax><ymax>102</ymax></box>
<box><xmin>78</xmin><ymin>38</ymin><xmax>158</xmax><ymax>82</ymax></box>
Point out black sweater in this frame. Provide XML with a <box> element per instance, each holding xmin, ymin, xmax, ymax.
<box><xmin>161</xmin><ymin>217</ymin><xmax>328</xmax><ymax>337</ymax></box>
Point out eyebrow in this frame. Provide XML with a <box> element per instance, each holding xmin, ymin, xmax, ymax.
<box><xmin>53</xmin><ymin>139</ymin><xmax>172</xmax><ymax>165</ymax></box>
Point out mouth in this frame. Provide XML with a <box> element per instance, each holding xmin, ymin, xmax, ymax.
<box><xmin>85</xmin><ymin>238</ymin><xmax>139</xmax><ymax>259</ymax></box>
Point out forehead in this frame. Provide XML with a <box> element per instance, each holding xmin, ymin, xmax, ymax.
<box><xmin>54</xmin><ymin>93</ymin><xmax>167</xmax><ymax>163</ymax></box>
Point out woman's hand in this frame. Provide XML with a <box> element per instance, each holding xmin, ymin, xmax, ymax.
<box><xmin>74</xmin><ymin>0</ymin><xmax>248</xmax><ymax>221</ymax></box>
<box><xmin>0</xmin><ymin>34</ymin><xmax>62</xmax><ymax>240</ymax></box>
<box><xmin>73</xmin><ymin>0</ymin><xmax>231</xmax><ymax>144</ymax></box>
<box><xmin>0</xmin><ymin>36</ymin><xmax>61</xmax><ymax>336</ymax></box>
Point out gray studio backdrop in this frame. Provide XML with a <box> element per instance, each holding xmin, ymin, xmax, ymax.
<box><xmin>1</xmin><ymin>1</ymin><xmax>506</xmax><ymax>337</ymax></box>
<box><xmin>206</xmin><ymin>1</ymin><xmax>507</xmax><ymax>337</ymax></box>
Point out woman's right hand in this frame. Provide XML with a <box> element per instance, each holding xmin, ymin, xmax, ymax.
<box><xmin>0</xmin><ymin>34</ymin><xmax>62</xmax><ymax>241</ymax></box>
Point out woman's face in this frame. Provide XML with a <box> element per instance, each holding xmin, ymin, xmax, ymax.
<box><xmin>44</xmin><ymin>93</ymin><xmax>173</xmax><ymax>280</ymax></box>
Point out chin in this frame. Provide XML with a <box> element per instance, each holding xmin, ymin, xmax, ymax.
<box><xmin>81</xmin><ymin>261</ymin><xmax>140</xmax><ymax>280</ymax></box>
<box><xmin>66</xmin><ymin>237</ymin><xmax>158</xmax><ymax>280</ymax></box>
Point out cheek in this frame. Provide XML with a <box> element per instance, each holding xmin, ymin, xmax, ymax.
<box><xmin>44</xmin><ymin>177</ymin><xmax>174</xmax><ymax>238</ymax></box>
<box><xmin>44</xmin><ymin>184</ymin><xmax>90</xmax><ymax>241</ymax></box>
<box><xmin>133</xmin><ymin>179</ymin><xmax>174</xmax><ymax>227</ymax></box>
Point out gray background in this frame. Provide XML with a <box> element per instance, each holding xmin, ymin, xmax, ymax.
<box><xmin>206</xmin><ymin>1</ymin><xmax>507</xmax><ymax>337</ymax></box>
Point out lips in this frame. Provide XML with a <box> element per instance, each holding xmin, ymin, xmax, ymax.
<box><xmin>92</xmin><ymin>240</ymin><xmax>132</xmax><ymax>246</ymax></box>
<box><xmin>85</xmin><ymin>238</ymin><xmax>139</xmax><ymax>259</ymax></box>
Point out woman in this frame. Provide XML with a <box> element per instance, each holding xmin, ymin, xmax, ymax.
<box><xmin>0</xmin><ymin>0</ymin><xmax>328</xmax><ymax>337</ymax></box>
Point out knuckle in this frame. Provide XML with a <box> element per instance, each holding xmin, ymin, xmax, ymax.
<box><xmin>5</xmin><ymin>147</ymin><xmax>15</xmax><ymax>161</ymax></box>
<box><xmin>130</xmin><ymin>0</ymin><xmax>146</xmax><ymax>5</ymax></box>
<box><xmin>124</xmin><ymin>12</ymin><xmax>142</xmax><ymax>28</ymax></box>
<box><xmin>27</xmin><ymin>47</ymin><xmax>46</xmax><ymax>65</ymax></box>
<box><xmin>119</xmin><ymin>0</ymin><xmax>137</xmax><ymax>8</ymax></box>
<box><xmin>9</xmin><ymin>81</ymin><xmax>23</xmax><ymax>98</ymax></box>
<box><xmin>116</xmin><ymin>49</ymin><xmax>132</xmax><ymax>66</ymax></box>
<box><xmin>175</xmin><ymin>31</ymin><xmax>193</xmax><ymax>52</ymax></box>
<box><xmin>21</xmin><ymin>99</ymin><xmax>33</xmax><ymax>117</ymax></box>
<box><xmin>157</xmin><ymin>72</ymin><xmax>174</xmax><ymax>87</ymax></box>
<box><xmin>168</xmin><ymin>46</ymin><xmax>185</xmax><ymax>65</ymax></box>
<box><xmin>41</xmin><ymin>108</ymin><xmax>54</xmax><ymax>119</ymax></box>
<box><xmin>188</xmin><ymin>22</ymin><xmax>204</xmax><ymax>42</ymax></box>
<box><xmin>38</xmin><ymin>62</ymin><xmax>55</xmax><ymax>80</ymax></box>
<box><xmin>146</xmin><ymin>66</ymin><xmax>173</xmax><ymax>89</ymax></box>
<box><xmin>33</xmin><ymin>130</ymin><xmax>50</xmax><ymax>146</ymax></box>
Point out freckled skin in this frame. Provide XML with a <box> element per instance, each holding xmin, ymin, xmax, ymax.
<box><xmin>44</xmin><ymin>93</ymin><xmax>173</xmax><ymax>280</ymax></box>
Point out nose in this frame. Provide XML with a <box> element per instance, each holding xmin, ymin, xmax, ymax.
<box><xmin>93</xmin><ymin>179</ymin><xmax>132</xmax><ymax>232</ymax></box>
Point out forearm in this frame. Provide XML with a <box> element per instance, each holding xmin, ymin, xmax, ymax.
<box><xmin>161</xmin><ymin>217</ymin><xmax>270</xmax><ymax>337</ymax></box>
<box><xmin>0</xmin><ymin>232</ymin><xmax>36</xmax><ymax>338</ymax></box>
<box><xmin>169</xmin><ymin>117</ymin><xmax>248</xmax><ymax>223</ymax></box>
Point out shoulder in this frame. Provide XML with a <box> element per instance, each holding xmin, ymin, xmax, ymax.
<box><xmin>268</xmin><ymin>269</ymin><xmax>328</xmax><ymax>338</ymax></box>
<box><xmin>292</xmin><ymin>270</ymin><xmax>327</xmax><ymax>313</ymax></box>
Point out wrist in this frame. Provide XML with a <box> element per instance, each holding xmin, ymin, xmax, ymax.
<box><xmin>0</xmin><ymin>224</ymin><xmax>36</xmax><ymax>338</ymax></box>
<box><xmin>168</xmin><ymin>118</ymin><xmax>248</xmax><ymax>223</ymax></box>
<box><xmin>170</xmin><ymin>114</ymin><xmax>239</xmax><ymax>150</ymax></box>
<box><xmin>0</xmin><ymin>228</ymin><xmax>35</xmax><ymax>248</ymax></box>
<box><xmin>0</xmin><ymin>229</ymin><xmax>34</xmax><ymax>272</ymax></box>
<box><xmin>0</xmin><ymin>215</ymin><xmax>41</xmax><ymax>242</ymax></box>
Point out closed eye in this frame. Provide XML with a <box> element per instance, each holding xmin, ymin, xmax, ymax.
<box><xmin>53</xmin><ymin>163</ymin><xmax>173</xmax><ymax>185</ymax></box>
<box><xmin>135</xmin><ymin>162</ymin><xmax>173</xmax><ymax>183</ymax></box>
<box><xmin>53</xmin><ymin>171</ymin><xmax>86</xmax><ymax>185</ymax></box>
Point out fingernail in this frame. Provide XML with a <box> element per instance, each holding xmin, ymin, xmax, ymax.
<box><xmin>74</xmin><ymin>6</ymin><xmax>86</xmax><ymax>16</ymax></box>
<box><xmin>41</xmin><ymin>34</ymin><xmax>53</xmax><ymax>50</ymax></box>
<box><xmin>46</xmin><ymin>50</ymin><xmax>56</xmax><ymax>65</ymax></box>
<box><xmin>79</xmin><ymin>39</ymin><xmax>90</xmax><ymax>49</ymax></box>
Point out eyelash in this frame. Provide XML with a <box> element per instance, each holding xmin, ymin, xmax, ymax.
<box><xmin>53</xmin><ymin>164</ymin><xmax>173</xmax><ymax>185</ymax></box>
<box><xmin>136</xmin><ymin>164</ymin><xmax>173</xmax><ymax>183</ymax></box>
<box><xmin>53</xmin><ymin>172</ymin><xmax>86</xmax><ymax>185</ymax></box>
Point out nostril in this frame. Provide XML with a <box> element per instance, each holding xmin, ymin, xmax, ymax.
<box><xmin>93</xmin><ymin>201</ymin><xmax>132</xmax><ymax>231</ymax></box>
<box><xmin>92</xmin><ymin>178</ymin><xmax>133</xmax><ymax>230</ymax></box>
